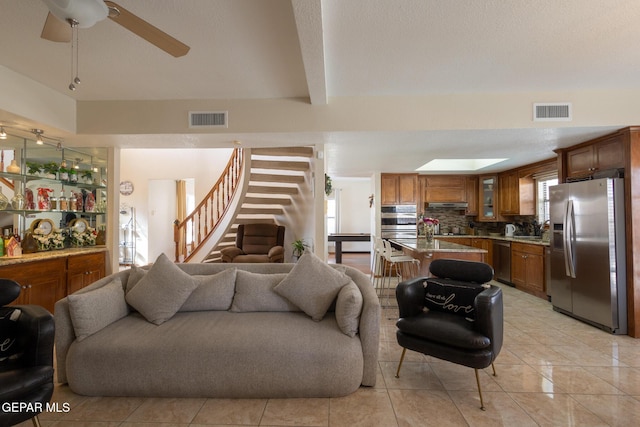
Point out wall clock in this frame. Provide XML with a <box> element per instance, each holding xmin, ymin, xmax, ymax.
<box><xmin>119</xmin><ymin>180</ymin><xmax>134</xmax><ymax>196</ymax></box>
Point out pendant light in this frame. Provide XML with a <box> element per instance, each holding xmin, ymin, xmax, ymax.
<box><xmin>32</xmin><ymin>129</ymin><xmax>44</xmax><ymax>145</ymax></box>
<box><xmin>0</xmin><ymin>127</ymin><xmax>6</xmax><ymax>140</ymax></box>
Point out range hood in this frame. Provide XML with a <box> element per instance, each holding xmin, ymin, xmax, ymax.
<box><xmin>427</xmin><ymin>202</ymin><xmax>469</xmax><ymax>209</ymax></box>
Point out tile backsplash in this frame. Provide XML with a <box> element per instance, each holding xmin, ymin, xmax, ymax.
<box><xmin>419</xmin><ymin>208</ymin><xmax>537</xmax><ymax>235</ymax></box>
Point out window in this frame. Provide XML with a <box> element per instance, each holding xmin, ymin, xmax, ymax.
<box><xmin>537</xmin><ymin>176</ymin><xmax>558</xmax><ymax>223</ymax></box>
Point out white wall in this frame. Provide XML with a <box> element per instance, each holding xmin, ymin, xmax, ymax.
<box><xmin>120</xmin><ymin>148</ymin><xmax>233</xmax><ymax>265</ymax></box>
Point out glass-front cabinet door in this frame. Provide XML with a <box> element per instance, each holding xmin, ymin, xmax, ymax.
<box><xmin>478</xmin><ymin>175</ymin><xmax>497</xmax><ymax>222</ymax></box>
<box><xmin>0</xmin><ymin>131</ymin><xmax>107</xmax><ymax>253</ymax></box>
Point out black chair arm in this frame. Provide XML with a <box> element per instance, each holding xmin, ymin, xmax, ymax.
<box><xmin>396</xmin><ymin>277</ymin><xmax>427</xmax><ymax>318</ymax></box>
<box><xmin>473</xmin><ymin>285</ymin><xmax>503</xmax><ymax>362</ymax></box>
<box><xmin>13</xmin><ymin>305</ymin><xmax>55</xmax><ymax>369</ymax></box>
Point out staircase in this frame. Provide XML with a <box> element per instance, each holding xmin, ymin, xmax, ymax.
<box><xmin>183</xmin><ymin>146</ymin><xmax>314</xmax><ymax>263</ymax></box>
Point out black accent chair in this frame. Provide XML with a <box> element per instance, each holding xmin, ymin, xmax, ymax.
<box><xmin>0</xmin><ymin>279</ymin><xmax>55</xmax><ymax>427</ymax></box>
<box><xmin>395</xmin><ymin>259</ymin><xmax>503</xmax><ymax>410</ymax></box>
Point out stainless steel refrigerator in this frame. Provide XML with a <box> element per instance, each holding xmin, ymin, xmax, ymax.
<box><xmin>549</xmin><ymin>178</ymin><xmax>627</xmax><ymax>334</ymax></box>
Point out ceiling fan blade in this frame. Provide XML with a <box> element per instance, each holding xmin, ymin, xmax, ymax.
<box><xmin>41</xmin><ymin>12</ymin><xmax>71</xmax><ymax>42</ymax></box>
<box><xmin>104</xmin><ymin>1</ymin><xmax>190</xmax><ymax>57</ymax></box>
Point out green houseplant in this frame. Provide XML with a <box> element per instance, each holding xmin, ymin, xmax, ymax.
<box><xmin>27</xmin><ymin>161</ymin><xmax>42</xmax><ymax>176</ymax></box>
<box><xmin>42</xmin><ymin>162</ymin><xmax>59</xmax><ymax>179</ymax></box>
<box><xmin>292</xmin><ymin>239</ymin><xmax>307</xmax><ymax>261</ymax></box>
<box><xmin>324</xmin><ymin>174</ymin><xmax>333</xmax><ymax>197</ymax></box>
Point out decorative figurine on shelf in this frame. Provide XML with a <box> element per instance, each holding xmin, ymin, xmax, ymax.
<box><xmin>422</xmin><ymin>217</ymin><xmax>439</xmax><ymax>242</ymax></box>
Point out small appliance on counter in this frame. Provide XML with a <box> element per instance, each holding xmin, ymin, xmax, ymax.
<box><xmin>505</xmin><ymin>224</ymin><xmax>516</xmax><ymax>237</ymax></box>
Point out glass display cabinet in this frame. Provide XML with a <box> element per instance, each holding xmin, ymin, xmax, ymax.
<box><xmin>0</xmin><ymin>132</ymin><xmax>107</xmax><ymax>249</ymax></box>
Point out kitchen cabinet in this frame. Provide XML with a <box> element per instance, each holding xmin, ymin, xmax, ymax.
<box><xmin>498</xmin><ymin>170</ymin><xmax>534</xmax><ymax>216</ymax></box>
<box><xmin>0</xmin><ymin>132</ymin><xmax>107</xmax><ymax>240</ymax></box>
<box><xmin>3</xmin><ymin>250</ymin><xmax>107</xmax><ymax>314</ymax></box>
<box><xmin>423</xmin><ymin>176</ymin><xmax>466</xmax><ymax>203</ymax></box>
<box><xmin>3</xmin><ymin>258</ymin><xmax>67</xmax><ymax>314</ymax></box>
<box><xmin>67</xmin><ymin>251</ymin><xmax>107</xmax><ymax>295</ymax></box>
<box><xmin>566</xmin><ymin>135</ymin><xmax>624</xmax><ymax>179</ymax></box>
<box><xmin>471</xmin><ymin>238</ymin><xmax>493</xmax><ymax>268</ymax></box>
<box><xmin>511</xmin><ymin>242</ymin><xmax>545</xmax><ymax>298</ymax></box>
<box><xmin>465</xmin><ymin>176</ymin><xmax>478</xmax><ymax>216</ymax></box>
<box><xmin>478</xmin><ymin>175</ymin><xmax>500</xmax><ymax>222</ymax></box>
<box><xmin>381</xmin><ymin>173</ymin><xmax>418</xmax><ymax>205</ymax></box>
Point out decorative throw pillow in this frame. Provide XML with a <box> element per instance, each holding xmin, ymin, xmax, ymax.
<box><xmin>230</xmin><ymin>271</ymin><xmax>298</xmax><ymax>312</ymax></box>
<box><xmin>126</xmin><ymin>265</ymin><xmax>148</xmax><ymax>293</ymax></box>
<box><xmin>0</xmin><ymin>307</ymin><xmax>23</xmax><ymax>365</ymax></box>
<box><xmin>335</xmin><ymin>281</ymin><xmax>363</xmax><ymax>337</ymax></box>
<box><xmin>181</xmin><ymin>268</ymin><xmax>238</xmax><ymax>311</ymax></box>
<box><xmin>68</xmin><ymin>277</ymin><xmax>129</xmax><ymax>341</ymax></box>
<box><xmin>424</xmin><ymin>278</ymin><xmax>489</xmax><ymax>319</ymax></box>
<box><xmin>274</xmin><ymin>251</ymin><xmax>351</xmax><ymax>321</ymax></box>
<box><xmin>125</xmin><ymin>253</ymin><xmax>199</xmax><ymax>325</ymax></box>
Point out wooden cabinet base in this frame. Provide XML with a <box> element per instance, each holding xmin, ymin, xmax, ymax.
<box><xmin>2</xmin><ymin>250</ymin><xmax>107</xmax><ymax>314</ymax></box>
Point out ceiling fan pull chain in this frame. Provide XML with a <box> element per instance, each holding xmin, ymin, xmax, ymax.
<box><xmin>68</xmin><ymin>19</ymin><xmax>80</xmax><ymax>91</ymax></box>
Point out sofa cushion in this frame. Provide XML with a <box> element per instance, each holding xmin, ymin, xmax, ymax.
<box><xmin>180</xmin><ymin>268</ymin><xmax>237</xmax><ymax>311</ymax></box>
<box><xmin>335</xmin><ymin>281</ymin><xmax>363</xmax><ymax>337</ymax></box>
<box><xmin>230</xmin><ymin>271</ymin><xmax>298</xmax><ymax>312</ymax></box>
<box><xmin>68</xmin><ymin>277</ymin><xmax>129</xmax><ymax>341</ymax></box>
<box><xmin>125</xmin><ymin>253</ymin><xmax>198</xmax><ymax>325</ymax></box>
<box><xmin>274</xmin><ymin>251</ymin><xmax>350</xmax><ymax>321</ymax></box>
<box><xmin>424</xmin><ymin>278</ymin><xmax>489</xmax><ymax>320</ymax></box>
<box><xmin>396</xmin><ymin>310</ymin><xmax>491</xmax><ymax>350</ymax></box>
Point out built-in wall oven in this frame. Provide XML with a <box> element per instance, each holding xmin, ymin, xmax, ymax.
<box><xmin>381</xmin><ymin>205</ymin><xmax>417</xmax><ymax>239</ymax></box>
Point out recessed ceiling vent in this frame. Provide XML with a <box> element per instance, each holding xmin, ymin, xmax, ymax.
<box><xmin>533</xmin><ymin>103</ymin><xmax>572</xmax><ymax>122</ymax></box>
<box><xmin>189</xmin><ymin>111</ymin><xmax>228</xmax><ymax>128</ymax></box>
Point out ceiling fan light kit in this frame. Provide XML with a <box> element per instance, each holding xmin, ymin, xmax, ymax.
<box><xmin>41</xmin><ymin>0</ymin><xmax>108</xmax><ymax>29</ymax></box>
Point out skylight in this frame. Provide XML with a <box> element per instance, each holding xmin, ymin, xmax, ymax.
<box><xmin>416</xmin><ymin>158</ymin><xmax>507</xmax><ymax>172</ymax></box>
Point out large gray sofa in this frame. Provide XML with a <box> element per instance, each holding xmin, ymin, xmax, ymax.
<box><xmin>54</xmin><ymin>253</ymin><xmax>380</xmax><ymax>398</ymax></box>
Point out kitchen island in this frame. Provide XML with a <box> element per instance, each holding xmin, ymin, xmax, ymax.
<box><xmin>390</xmin><ymin>238</ymin><xmax>487</xmax><ymax>276</ymax></box>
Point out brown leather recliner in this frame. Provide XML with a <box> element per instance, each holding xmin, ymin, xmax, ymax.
<box><xmin>394</xmin><ymin>259</ymin><xmax>503</xmax><ymax>410</ymax></box>
<box><xmin>220</xmin><ymin>223</ymin><xmax>285</xmax><ymax>263</ymax></box>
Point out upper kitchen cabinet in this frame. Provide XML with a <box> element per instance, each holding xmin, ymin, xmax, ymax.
<box><xmin>464</xmin><ymin>176</ymin><xmax>478</xmax><ymax>216</ymax></box>
<box><xmin>478</xmin><ymin>175</ymin><xmax>499</xmax><ymax>222</ymax></box>
<box><xmin>498</xmin><ymin>170</ymin><xmax>534</xmax><ymax>216</ymax></box>
<box><xmin>423</xmin><ymin>176</ymin><xmax>466</xmax><ymax>203</ymax></box>
<box><xmin>381</xmin><ymin>173</ymin><xmax>417</xmax><ymax>205</ymax></box>
<box><xmin>565</xmin><ymin>134</ymin><xmax>624</xmax><ymax>180</ymax></box>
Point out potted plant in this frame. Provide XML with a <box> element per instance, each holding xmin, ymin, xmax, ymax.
<box><xmin>42</xmin><ymin>162</ymin><xmax>59</xmax><ymax>179</ymax></box>
<box><xmin>324</xmin><ymin>174</ymin><xmax>333</xmax><ymax>197</ymax></box>
<box><xmin>81</xmin><ymin>169</ymin><xmax>93</xmax><ymax>184</ymax></box>
<box><xmin>292</xmin><ymin>239</ymin><xmax>307</xmax><ymax>262</ymax></box>
<box><xmin>69</xmin><ymin>168</ymin><xmax>78</xmax><ymax>182</ymax></box>
<box><xmin>26</xmin><ymin>161</ymin><xmax>42</xmax><ymax>176</ymax></box>
<box><xmin>58</xmin><ymin>165</ymin><xmax>69</xmax><ymax>181</ymax></box>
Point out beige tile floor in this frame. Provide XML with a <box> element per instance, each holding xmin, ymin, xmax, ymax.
<box><xmin>17</xmin><ymin>257</ymin><xmax>640</xmax><ymax>426</ymax></box>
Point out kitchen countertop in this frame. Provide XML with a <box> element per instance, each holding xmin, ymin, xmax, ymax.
<box><xmin>0</xmin><ymin>246</ymin><xmax>108</xmax><ymax>266</ymax></box>
<box><xmin>435</xmin><ymin>234</ymin><xmax>550</xmax><ymax>246</ymax></box>
<box><xmin>390</xmin><ymin>238</ymin><xmax>488</xmax><ymax>253</ymax></box>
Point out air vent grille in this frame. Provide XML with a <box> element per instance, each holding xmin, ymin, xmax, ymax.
<box><xmin>189</xmin><ymin>111</ymin><xmax>228</xmax><ymax>128</ymax></box>
<box><xmin>533</xmin><ymin>103</ymin><xmax>572</xmax><ymax>121</ymax></box>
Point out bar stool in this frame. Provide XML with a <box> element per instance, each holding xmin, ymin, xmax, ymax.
<box><xmin>370</xmin><ymin>236</ymin><xmax>385</xmax><ymax>292</ymax></box>
<box><xmin>380</xmin><ymin>239</ymin><xmax>420</xmax><ymax>307</ymax></box>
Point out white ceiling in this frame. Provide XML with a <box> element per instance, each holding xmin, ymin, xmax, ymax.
<box><xmin>1</xmin><ymin>0</ymin><xmax>639</xmax><ymax>176</ymax></box>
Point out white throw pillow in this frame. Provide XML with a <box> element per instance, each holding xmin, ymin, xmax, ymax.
<box><xmin>335</xmin><ymin>281</ymin><xmax>363</xmax><ymax>337</ymax></box>
<box><xmin>68</xmin><ymin>277</ymin><xmax>129</xmax><ymax>341</ymax></box>
<box><xmin>274</xmin><ymin>251</ymin><xmax>350</xmax><ymax>321</ymax></box>
<box><xmin>125</xmin><ymin>253</ymin><xmax>198</xmax><ymax>325</ymax></box>
<box><xmin>230</xmin><ymin>271</ymin><xmax>299</xmax><ymax>312</ymax></box>
<box><xmin>180</xmin><ymin>268</ymin><xmax>238</xmax><ymax>311</ymax></box>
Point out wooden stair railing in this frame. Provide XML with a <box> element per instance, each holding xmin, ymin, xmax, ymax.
<box><xmin>174</xmin><ymin>148</ymin><xmax>244</xmax><ymax>262</ymax></box>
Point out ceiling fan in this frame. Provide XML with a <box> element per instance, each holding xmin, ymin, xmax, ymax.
<box><xmin>40</xmin><ymin>0</ymin><xmax>190</xmax><ymax>58</ymax></box>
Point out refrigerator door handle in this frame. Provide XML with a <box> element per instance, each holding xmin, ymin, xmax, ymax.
<box><xmin>564</xmin><ymin>199</ymin><xmax>577</xmax><ymax>278</ymax></box>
